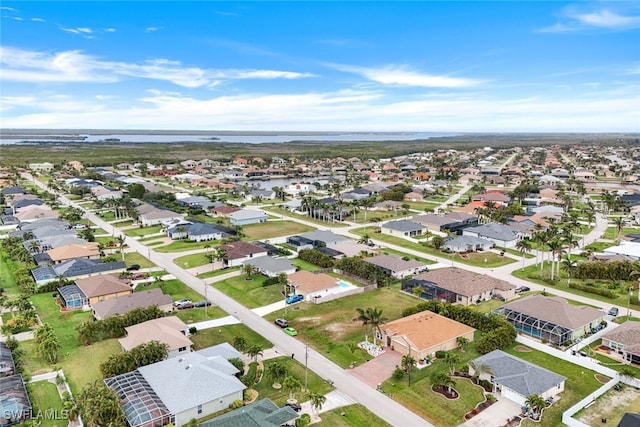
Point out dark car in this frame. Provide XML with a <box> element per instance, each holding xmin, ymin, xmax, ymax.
<box><xmin>275</xmin><ymin>318</ymin><xmax>289</xmax><ymax>328</ymax></box>
<box><xmin>126</xmin><ymin>264</ymin><xmax>141</xmax><ymax>271</ymax></box>
<box><xmin>608</xmin><ymin>307</ymin><xmax>619</xmax><ymax>317</ymax></box>
<box><xmin>515</xmin><ymin>286</ymin><xmax>530</xmax><ymax>293</ymax></box>
<box><xmin>194</xmin><ymin>300</ymin><xmax>212</xmax><ymax>308</ymax></box>
<box><xmin>285</xmin><ymin>402</ymin><xmax>301</xmax><ymax>412</ymax></box>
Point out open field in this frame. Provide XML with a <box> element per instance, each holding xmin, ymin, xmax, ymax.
<box><xmin>213</xmin><ymin>274</ymin><xmax>284</xmax><ymax>308</ymax></box>
<box><xmin>190</xmin><ymin>323</ymin><xmax>272</xmax><ymax>351</ymax></box>
<box><xmin>242</xmin><ymin>220</ymin><xmax>315</xmax><ymax>240</ymax></box>
<box><xmin>575</xmin><ymin>384</ymin><xmax>640</xmax><ymax>426</ymax></box>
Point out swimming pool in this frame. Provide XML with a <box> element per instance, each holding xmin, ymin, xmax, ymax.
<box><xmin>337</xmin><ymin>280</ymin><xmax>351</xmax><ymax>288</ymax></box>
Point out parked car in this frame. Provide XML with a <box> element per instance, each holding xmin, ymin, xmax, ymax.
<box><xmin>608</xmin><ymin>307</ymin><xmax>619</xmax><ymax>317</ymax></box>
<box><xmin>174</xmin><ymin>298</ymin><xmax>192</xmax><ymax>307</ymax></box>
<box><xmin>285</xmin><ymin>402</ymin><xmax>302</xmax><ymax>412</ymax></box>
<box><xmin>194</xmin><ymin>300</ymin><xmax>212</xmax><ymax>308</ymax></box>
<box><xmin>283</xmin><ymin>327</ymin><xmax>298</xmax><ymax>336</ymax></box>
<box><xmin>285</xmin><ymin>294</ymin><xmax>304</xmax><ymax>304</ymax></box>
<box><xmin>177</xmin><ymin>302</ymin><xmax>194</xmax><ymax>310</ymax></box>
<box><xmin>126</xmin><ymin>264</ymin><xmax>141</xmax><ymax>271</ymax></box>
<box><xmin>275</xmin><ymin>318</ymin><xmax>289</xmax><ymax>328</ymax></box>
<box><xmin>515</xmin><ymin>286</ymin><xmax>530</xmax><ymax>293</ymax></box>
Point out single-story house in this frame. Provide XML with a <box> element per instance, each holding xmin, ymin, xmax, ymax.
<box><xmin>600</xmin><ymin>321</ymin><xmax>640</xmax><ymax>365</ymax></box>
<box><xmin>494</xmin><ymin>295</ymin><xmax>606</xmax><ymax>346</ymax></box>
<box><xmin>619</xmin><ymin>413</ymin><xmax>640</xmax><ymax>427</ymax></box>
<box><xmin>74</xmin><ymin>274</ymin><xmax>133</xmax><ymax>306</ymax></box>
<box><xmin>229</xmin><ymin>209</ymin><xmax>268</xmax><ymax>226</ymax></box>
<box><xmin>220</xmin><ymin>241</ymin><xmax>269</xmax><ymax>267</ymax></box>
<box><xmin>603</xmin><ymin>241</ymin><xmax>640</xmax><ymax>261</ymax></box>
<box><xmin>462</xmin><ymin>223</ymin><xmax>521</xmax><ymax>249</ymax></box>
<box><xmin>0</xmin><ymin>343</ymin><xmax>15</xmax><ymax>377</ymax></box>
<box><xmin>199</xmin><ymin>398</ymin><xmax>298</xmax><ymax>427</ymax></box>
<box><xmin>379</xmin><ymin>311</ymin><xmax>475</xmax><ymax>361</ymax></box>
<box><xmin>105</xmin><ymin>343</ymin><xmax>245</xmax><ymax>427</ymax></box>
<box><xmin>287</xmin><ymin>270</ymin><xmax>352</xmax><ymax>303</ymax></box>
<box><xmin>92</xmin><ymin>288</ymin><xmax>173</xmax><ymax>320</ymax></box>
<box><xmin>469</xmin><ymin>350</ymin><xmax>566</xmax><ymax>406</ymax></box>
<box><xmin>45</xmin><ymin>242</ymin><xmax>101</xmax><ymax>264</ymax></box>
<box><xmin>31</xmin><ymin>259</ymin><xmax>126</xmax><ymax>286</ymax></box>
<box><xmin>286</xmin><ymin>230</ymin><xmax>349</xmax><ymax>251</ymax></box>
<box><xmin>167</xmin><ymin>222</ymin><xmax>227</xmax><ymax>242</ymax></box>
<box><xmin>119</xmin><ymin>317</ymin><xmax>192</xmax><ymax>358</ymax></box>
<box><xmin>136</xmin><ymin>203</ymin><xmax>185</xmax><ymax>227</ymax></box>
<box><xmin>248</xmin><ymin>189</ymin><xmax>276</xmax><ymax>201</ymax></box>
<box><xmin>443</xmin><ymin>235</ymin><xmax>494</xmax><ymax>253</ymax></box>
<box><xmin>381</xmin><ymin>220</ymin><xmax>426</xmax><ymax>238</ymax></box>
<box><xmin>243</xmin><ymin>256</ymin><xmax>296</xmax><ymax>278</ymax></box>
<box><xmin>363</xmin><ymin>254</ymin><xmax>428</xmax><ymax>279</ymax></box>
<box><xmin>403</xmin><ymin>268</ymin><xmax>516</xmax><ymax>306</ymax></box>
<box><xmin>326</xmin><ymin>241</ymin><xmax>377</xmax><ymax>257</ymax></box>
<box><xmin>211</xmin><ymin>205</ymin><xmax>241</xmax><ymax>217</ymax></box>
<box><xmin>412</xmin><ymin>212</ymin><xmax>477</xmax><ymax>233</ymax></box>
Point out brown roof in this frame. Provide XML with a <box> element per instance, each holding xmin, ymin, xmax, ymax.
<box><xmin>75</xmin><ymin>274</ymin><xmax>132</xmax><ymax>298</ymax></box>
<box><xmin>120</xmin><ymin>317</ymin><xmax>191</xmax><ymax>351</ymax></box>
<box><xmin>413</xmin><ymin>268</ymin><xmax>514</xmax><ymax>297</ymax></box>
<box><xmin>381</xmin><ymin>311</ymin><xmax>475</xmax><ymax>351</ymax></box>
<box><xmin>212</xmin><ymin>206</ymin><xmax>241</xmax><ymax>215</ymax></box>
<box><xmin>601</xmin><ymin>321</ymin><xmax>640</xmax><ymax>352</ymax></box>
<box><xmin>92</xmin><ymin>288</ymin><xmax>172</xmax><ymax>319</ymax></box>
<box><xmin>288</xmin><ymin>271</ymin><xmax>339</xmax><ymax>294</ymax></box>
<box><xmin>47</xmin><ymin>242</ymin><xmax>100</xmax><ymax>262</ymax></box>
<box><xmin>501</xmin><ymin>295</ymin><xmax>604</xmax><ymax>330</ymax></box>
<box><xmin>220</xmin><ymin>241</ymin><xmax>267</xmax><ymax>260</ymax></box>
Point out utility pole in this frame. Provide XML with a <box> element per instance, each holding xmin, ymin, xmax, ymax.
<box><xmin>304</xmin><ymin>345</ymin><xmax>309</xmax><ymax>392</ymax></box>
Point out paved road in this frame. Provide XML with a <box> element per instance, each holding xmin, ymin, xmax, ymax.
<box><xmin>25</xmin><ymin>174</ymin><xmax>432</xmax><ymax>427</ymax></box>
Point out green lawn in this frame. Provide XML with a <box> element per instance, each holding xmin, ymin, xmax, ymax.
<box><xmin>316</xmin><ymin>404</ymin><xmax>392</xmax><ymax>427</ymax></box>
<box><xmin>253</xmin><ymin>356</ymin><xmax>333</xmax><ymax>406</ymax></box>
<box><xmin>124</xmin><ymin>251</ymin><xmax>155</xmax><ymax>268</ymax></box>
<box><xmin>190</xmin><ymin>323</ymin><xmax>272</xmax><ymax>351</ymax></box>
<box><xmin>263</xmin><ymin>206</ymin><xmax>348</xmax><ymax>227</ymax></box>
<box><xmin>603</xmin><ymin>226</ymin><xmax>640</xmax><ymax>240</ymax></box>
<box><xmin>174</xmin><ymin>252</ymin><xmax>211</xmax><ymax>269</ymax></box>
<box><xmin>242</xmin><ymin>220</ymin><xmax>315</xmax><ymax>240</ymax></box>
<box><xmin>264</xmin><ymin>284</ymin><xmax>419</xmax><ymax>368</ymax></box>
<box><xmin>28</xmin><ymin>380</ymin><xmax>65</xmax><ymax>427</ymax></box>
<box><xmin>175</xmin><ymin>306</ymin><xmax>228</xmax><ymax>324</ymax></box>
<box><xmin>198</xmin><ymin>266</ymin><xmax>241</xmax><ymax>279</ymax></box>
<box><xmin>291</xmin><ymin>257</ymin><xmax>322</xmax><ymax>272</ymax></box>
<box><xmin>214</xmin><ymin>275</ymin><xmax>285</xmax><ymax>308</ymax></box>
<box><xmin>154</xmin><ymin>239</ymin><xmax>214</xmax><ymax>253</ymax></box>
<box><xmin>122</xmin><ymin>225</ymin><xmax>163</xmax><ymax>237</ymax></box>
<box><xmin>134</xmin><ymin>278</ymin><xmax>203</xmax><ymax>303</ymax></box>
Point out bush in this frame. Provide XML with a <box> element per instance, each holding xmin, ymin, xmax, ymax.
<box><xmin>188</xmin><ymin>326</ymin><xmax>197</xmax><ymax>335</ymax></box>
<box><xmin>230</xmin><ymin>399</ymin><xmax>244</xmax><ymax>409</ymax></box>
<box><xmin>435</xmin><ymin>350</ymin><xmax>448</xmax><ymax>359</ymax></box>
<box><xmin>392</xmin><ymin>368</ymin><xmax>404</xmax><ymax>380</ymax></box>
<box><xmin>296</xmin><ymin>413</ymin><xmax>311</xmax><ymax>427</ymax></box>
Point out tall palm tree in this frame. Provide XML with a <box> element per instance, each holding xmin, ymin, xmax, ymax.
<box><xmin>546</xmin><ymin>238</ymin><xmax>563</xmax><ymax>281</ymax></box>
<box><xmin>232</xmin><ymin>336</ymin><xmax>247</xmax><ymax>352</ymax></box>
<box><xmin>516</xmin><ymin>237</ymin><xmax>532</xmax><ymax>271</ymax></box>
<box><xmin>305</xmin><ymin>391</ymin><xmax>326</xmax><ymax>417</ymax></box>
<box><xmin>468</xmin><ymin>360</ymin><xmax>494</xmax><ymax>382</ymax></box>
<box><xmin>402</xmin><ymin>354</ymin><xmax>416</xmax><ymax>386</ymax></box>
<box><xmin>561</xmin><ymin>257</ymin><xmax>577</xmax><ymax>286</ymax></box>
<box><xmin>355</xmin><ymin>307</ymin><xmax>387</xmax><ymax>345</ymax></box>
<box><xmin>525</xmin><ymin>394</ymin><xmax>546</xmax><ymax>416</ymax></box>
<box><xmin>431</xmin><ymin>371</ymin><xmax>456</xmax><ymax>394</ymax></box>
<box><xmin>266</xmin><ymin>361</ymin><xmax>289</xmax><ymax>387</ymax></box>
<box><xmin>613</xmin><ymin>216</ymin><xmax>625</xmax><ymax>239</ymax></box>
<box><xmin>443</xmin><ymin>352</ymin><xmax>460</xmax><ymax>376</ymax></box>
<box><xmin>246</xmin><ymin>344</ymin><xmax>263</xmax><ymax>363</ymax></box>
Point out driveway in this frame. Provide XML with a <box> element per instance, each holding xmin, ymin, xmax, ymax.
<box><xmin>349</xmin><ymin>348</ymin><xmax>403</xmax><ymax>388</ymax></box>
<box><xmin>462</xmin><ymin>397</ymin><xmax>522</xmax><ymax>427</ymax></box>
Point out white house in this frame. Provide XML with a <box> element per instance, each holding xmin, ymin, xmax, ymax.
<box><xmin>230</xmin><ymin>209</ymin><xmax>268</xmax><ymax>226</ymax></box>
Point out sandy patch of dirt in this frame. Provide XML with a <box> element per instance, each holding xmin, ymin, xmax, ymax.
<box><xmin>514</xmin><ymin>345</ymin><xmax>532</xmax><ymax>352</ymax></box>
<box><xmin>296</xmin><ymin>316</ymin><xmax>322</xmax><ymax>323</ymax></box>
<box><xmin>578</xmin><ymin>385</ymin><xmax>640</xmax><ymax>425</ymax></box>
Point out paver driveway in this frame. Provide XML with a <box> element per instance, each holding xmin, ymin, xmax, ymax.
<box><xmin>349</xmin><ymin>348</ymin><xmax>403</xmax><ymax>387</ymax></box>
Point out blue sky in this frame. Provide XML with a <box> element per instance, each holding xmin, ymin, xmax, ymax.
<box><xmin>1</xmin><ymin>1</ymin><xmax>639</xmax><ymax>132</ymax></box>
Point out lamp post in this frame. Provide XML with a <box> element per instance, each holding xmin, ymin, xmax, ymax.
<box><xmin>628</xmin><ymin>286</ymin><xmax>633</xmax><ymax>318</ymax></box>
<box><xmin>304</xmin><ymin>345</ymin><xmax>309</xmax><ymax>392</ymax></box>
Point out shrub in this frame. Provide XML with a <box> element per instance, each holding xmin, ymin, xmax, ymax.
<box><xmin>392</xmin><ymin>368</ymin><xmax>404</xmax><ymax>380</ymax></box>
<box><xmin>230</xmin><ymin>400</ymin><xmax>244</xmax><ymax>409</ymax></box>
<box><xmin>435</xmin><ymin>350</ymin><xmax>448</xmax><ymax>359</ymax></box>
<box><xmin>188</xmin><ymin>326</ymin><xmax>197</xmax><ymax>335</ymax></box>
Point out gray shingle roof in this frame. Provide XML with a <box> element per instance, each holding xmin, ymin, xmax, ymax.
<box><xmin>200</xmin><ymin>398</ymin><xmax>298</xmax><ymax>427</ymax></box>
<box><xmin>472</xmin><ymin>350</ymin><xmax>565</xmax><ymax>397</ymax></box>
<box><xmin>382</xmin><ymin>220</ymin><xmax>425</xmax><ymax>232</ymax></box>
<box><xmin>244</xmin><ymin>256</ymin><xmax>295</xmax><ymax>273</ymax></box>
<box><xmin>464</xmin><ymin>223</ymin><xmax>520</xmax><ymax>241</ymax></box>
<box><xmin>500</xmin><ymin>295</ymin><xmax>604</xmax><ymax>330</ymax></box>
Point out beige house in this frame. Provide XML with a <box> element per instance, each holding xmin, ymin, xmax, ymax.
<box><xmin>119</xmin><ymin>317</ymin><xmax>192</xmax><ymax>358</ymax></box>
<box><xmin>600</xmin><ymin>321</ymin><xmax>640</xmax><ymax>365</ymax></box>
<box><xmin>379</xmin><ymin>311</ymin><xmax>475</xmax><ymax>360</ymax></box>
<box><xmin>46</xmin><ymin>242</ymin><xmax>101</xmax><ymax>264</ymax></box>
<box><xmin>75</xmin><ymin>274</ymin><xmax>132</xmax><ymax>305</ymax></box>
<box><xmin>92</xmin><ymin>288</ymin><xmax>173</xmax><ymax>320</ymax></box>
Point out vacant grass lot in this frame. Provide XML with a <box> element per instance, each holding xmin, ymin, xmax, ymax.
<box><xmin>122</xmin><ymin>225</ymin><xmax>163</xmax><ymax>237</ymax></box>
<box><xmin>154</xmin><ymin>239</ymin><xmax>213</xmax><ymax>253</ymax></box>
<box><xmin>134</xmin><ymin>278</ymin><xmax>203</xmax><ymax>303</ymax></box>
<box><xmin>174</xmin><ymin>252</ymin><xmax>210</xmax><ymax>268</ymax></box>
<box><xmin>175</xmin><ymin>306</ymin><xmax>228</xmax><ymax>324</ymax></box>
<box><xmin>603</xmin><ymin>226</ymin><xmax>640</xmax><ymax>240</ymax></box>
<box><xmin>214</xmin><ymin>275</ymin><xmax>284</xmax><ymax>308</ymax></box>
<box><xmin>265</xmin><ymin>285</ymin><xmax>418</xmax><ymax>368</ymax></box>
<box><xmin>242</xmin><ymin>220</ymin><xmax>314</xmax><ymax>240</ymax></box>
<box><xmin>198</xmin><ymin>266</ymin><xmax>240</xmax><ymax>279</ymax></box>
<box><xmin>263</xmin><ymin>206</ymin><xmax>348</xmax><ymax>227</ymax></box>
<box><xmin>28</xmin><ymin>380</ymin><xmax>65</xmax><ymax>427</ymax></box>
<box><xmin>316</xmin><ymin>404</ymin><xmax>391</xmax><ymax>427</ymax></box>
<box><xmin>190</xmin><ymin>323</ymin><xmax>272</xmax><ymax>351</ymax></box>
<box><xmin>123</xmin><ymin>251</ymin><xmax>155</xmax><ymax>268</ymax></box>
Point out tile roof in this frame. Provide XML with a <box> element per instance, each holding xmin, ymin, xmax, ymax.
<box><xmin>92</xmin><ymin>288</ymin><xmax>172</xmax><ymax>319</ymax></box>
<box><xmin>120</xmin><ymin>317</ymin><xmax>192</xmax><ymax>352</ymax></box>
<box><xmin>381</xmin><ymin>310</ymin><xmax>475</xmax><ymax>352</ymax></box>
<box><xmin>288</xmin><ymin>271</ymin><xmax>339</xmax><ymax>294</ymax></box>
<box><xmin>413</xmin><ymin>267</ymin><xmax>514</xmax><ymax>296</ymax></box>
<box><xmin>46</xmin><ymin>242</ymin><xmax>100</xmax><ymax>262</ymax></box>
<box><xmin>75</xmin><ymin>273</ymin><xmax>132</xmax><ymax>298</ymax></box>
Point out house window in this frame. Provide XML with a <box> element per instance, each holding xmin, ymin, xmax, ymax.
<box><xmin>197</xmin><ymin>405</ymin><xmax>202</xmax><ymax>414</ymax></box>
<box><xmin>179</xmin><ymin>347</ymin><xmax>187</xmax><ymax>352</ymax></box>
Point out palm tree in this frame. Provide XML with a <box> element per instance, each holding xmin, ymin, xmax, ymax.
<box><xmin>468</xmin><ymin>360</ymin><xmax>494</xmax><ymax>382</ymax></box>
<box><xmin>401</xmin><ymin>354</ymin><xmax>416</xmax><ymax>386</ymax></box>
<box><xmin>266</xmin><ymin>361</ymin><xmax>289</xmax><ymax>387</ymax></box>
<box><xmin>305</xmin><ymin>391</ymin><xmax>326</xmax><ymax>417</ymax></box>
<box><xmin>613</xmin><ymin>216</ymin><xmax>625</xmax><ymax>239</ymax></box>
<box><xmin>355</xmin><ymin>307</ymin><xmax>387</xmax><ymax>345</ymax></box>
<box><xmin>618</xmin><ymin>367</ymin><xmax>637</xmax><ymax>385</ymax></box>
<box><xmin>246</xmin><ymin>344</ymin><xmax>263</xmax><ymax>363</ymax></box>
<box><xmin>443</xmin><ymin>352</ymin><xmax>460</xmax><ymax>376</ymax></box>
<box><xmin>561</xmin><ymin>257</ymin><xmax>577</xmax><ymax>286</ymax></box>
<box><xmin>282</xmin><ymin>375</ymin><xmax>302</xmax><ymax>400</ymax></box>
<box><xmin>242</xmin><ymin>263</ymin><xmax>255</xmax><ymax>280</ymax></box>
<box><xmin>546</xmin><ymin>238</ymin><xmax>563</xmax><ymax>281</ymax></box>
<box><xmin>431</xmin><ymin>371</ymin><xmax>456</xmax><ymax>395</ymax></box>
<box><xmin>456</xmin><ymin>337</ymin><xmax>469</xmax><ymax>352</ymax></box>
<box><xmin>516</xmin><ymin>237</ymin><xmax>532</xmax><ymax>271</ymax></box>
<box><xmin>232</xmin><ymin>336</ymin><xmax>247</xmax><ymax>352</ymax></box>
<box><xmin>525</xmin><ymin>394</ymin><xmax>546</xmax><ymax>416</ymax></box>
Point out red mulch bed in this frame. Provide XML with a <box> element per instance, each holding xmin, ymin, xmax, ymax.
<box><xmin>432</xmin><ymin>385</ymin><xmax>459</xmax><ymax>399</ymax></box>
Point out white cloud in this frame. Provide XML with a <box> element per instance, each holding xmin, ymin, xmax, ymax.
<box><xmin>12</xmin><ymin>16</ymin><xmax>22</xmax><ymax>21</ymax></box>
<box><xmin>104</xmin><ymin>27</ymin><xmax>116</xmax><ymax>32</ymax></box>
<box><xmin>332</xmin><ymin>64</ymin><xmax>481</xmax><ymax>88</ymax></box>
<box><xmin>0</xmin><ymin>6</ymin><xmax>16</xmax><ymax>12</ymax></box>
<box><xmin>59</xmin><ymin>26</ymin><xmax>94</xmax><ymax>38</ymax></box>
<box><xmin>31</xmin><ymin>17</ymin><xmax>45</xmax><ymax>22</ymax></box>
<box><xmin>145</xmin><ymin>26</ymin><xmax>161</xmax><ymax>32</ymax></box>
<box><xmin>0</xmin><ymin>47</ymin><xmax>315</xmax><ymax>87</ymax></box>
<box><xmin>540</xmin><ymin>6</ymin><xmax>640</xmax><ymax>32</ymax></box>
<box><xmin>575</xmin><ymin>9</ymin><xmax>640</xmax><ymax>28</ymax></box>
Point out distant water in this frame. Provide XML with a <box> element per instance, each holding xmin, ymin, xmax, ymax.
<box><xmin>0</xmin><ymin>132</ymin><xmax>457</xmax><ymax>145</ymax></box>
